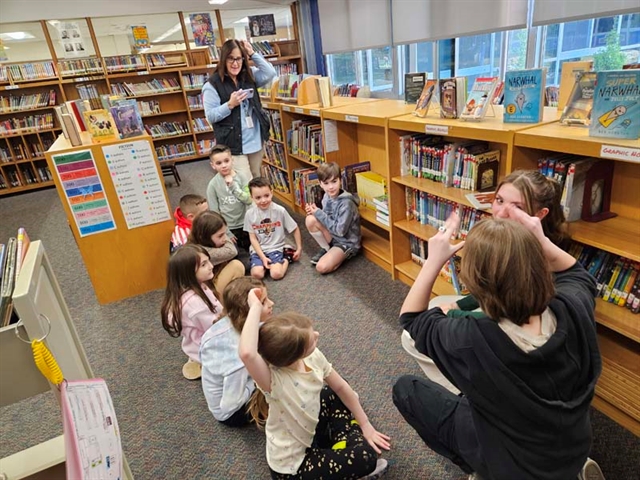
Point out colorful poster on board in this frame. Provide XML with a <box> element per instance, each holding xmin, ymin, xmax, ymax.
<box><xmin>0</xmin><ymin>39</ymin><xmax>8</xmax><ymax>62</ymax></box>
<box><xmin>102</xmin><ymin>140</ymin><xmax>171</xmax><ymax>230</ymax></box>
<box><xmin>248</xmin><ymin>14</ymin><xmax>276</xmax><ymax>37</ymax></box>
<box><xmin>57</xmin><ymin>21</ymin><xmax>86</xmax><ymax>58</ymax></box>
<box><xmin>62</xmin><ymin>379</ymin><xmax>123</xmax><ymax>480</ymax></box>
<box><xmin>189</xmin><ymin>13</ymin><xmax>216</xmax><ymax>47</ymax></box>
<box><xmin>51</xmin><ymin>149</ymin><xmax>117</xmax><ymax>237</ymax></box>
<box><xmin>131</xmin><ymin>25</ymin><xmax>150</xmax><ymax>51</ymax></box>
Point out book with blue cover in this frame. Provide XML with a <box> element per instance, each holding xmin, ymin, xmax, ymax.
<box><xmin>503</xmin><ymin>68</ymin><xmax>545</xmax><ymax>123</ymax></box>
<box><xmin>589</xmin><ymin>70</ymin><xmax>640</xmax><ymax>140</ymax></box>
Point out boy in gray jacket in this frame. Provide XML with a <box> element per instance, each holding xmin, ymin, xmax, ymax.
<box><xmin>305</xmin><ymin>162</ymin><xmax>361</xmax><ymax>274</ymax></box>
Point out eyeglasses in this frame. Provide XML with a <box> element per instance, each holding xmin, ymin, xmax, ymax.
<box><xmin>227</xmin><ymin>56</ymin><xmax>243</xmax><ymax>65</ymax></box>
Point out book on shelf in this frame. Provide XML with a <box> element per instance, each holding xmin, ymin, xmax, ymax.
<box><xmin>82</xmin><ymin>109</ymin><xmax>118</xmax><ymax>144</ymax></box>
<box><xmin>439</xmin><ymin>77</ymin><xmax>466</xmax><ymax>119</ymax></box>
<box><xmin>589</xmin><ymin>70</ymin><xmax>640</xmax><ymax>140</ymax></box>
<box><xmin>460</xmin><ymin>77</ymin><xmax>499</xmax><ymax>121</ymax></box>
<box><xmin>15</xmin><ymin>228</ymin><xmax>30</xmax><ymax>278</ymax></box>
<box><xmin>315</xmin><ymin>77</ymin><xmax>333</xmax><ymax>107</ymax></box>
<box><xmin>492</xmin><ymin>81</ymin><xmax>504</xmax><ymax>104</ymax></box>
<box><xmin>405</xmin><ymin>73</ymin><xmax>426</xmax><ymax>104</ymax></box>
<box><xmin>341</xmin><ymin>161</ymin><xmax>371</xmax><ymax>195</ymax></box>
<box><xmin>413</xmin><ymin>80</ymin><xmax>437</xmax><ymax>118</ymax></box>
<box><xmin>503</xmin><ymin>68</ymin><xmax>546</xmax><ymax>123</ymax></box>
<box><xmin>559</xmin><ymin>71</ymin><xmax>597</xmax><ymax>126</ymax></box>
<box><xmin>0</xmin><ymin>89</ymin><xmax>57</xmax><ymax>113</ymax></box>
<box><xmin>464</xmin><ymin>191</ymin><xmax>495</xmax><ymax>210</ymax></box>
<box><xmin>65</xmin><ymin>99</ymin><xmax>90</xmax><ymax>132</ymax></box>
<box><xmin>545</xmin><ymin>86</ymin><xmax>559</xmax><ymax>107</ymax></box>
<box><xmin>110</xmin><ymin>100</ymin><xmax>145</xmax><ymax>139</ymax></box>
<box><xmin>558</xmin><ymin>60</ymin><xmax>593</xmax><ymax>111</ymax></box>
<box><xmin>356</xmin><ymin>171</ymin><xmax>386</xmax><ymax>211</ymax></box>
<box><xmin>559</xmin><ymin>158</ymin><xmax>594</xmax><ymax>222</ymax></box>
<box><xmin>293</xmin><ymin>167</ymin><xmax>323</xmax><ymax>208</ymax></box>
<box><xmin>61</xmin><ymin>113</ymin><xmax>82</xmax><ymax>146</ymax></box>
<box><xmin>0</xmin><ymin>237</ymin><xmax>16</xmax><ymax>326</ymax></box>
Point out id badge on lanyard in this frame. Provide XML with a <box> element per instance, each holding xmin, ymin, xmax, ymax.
<box><xmin>244</xmin><ymin>101</ymin><xmax>255</xmax><ymax>129</ymax></box>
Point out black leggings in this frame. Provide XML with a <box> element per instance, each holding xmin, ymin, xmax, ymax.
<box><xmin>270</xmin><ymin>386</ymin><xmax>378</xmax><ymax>480</ymax></box>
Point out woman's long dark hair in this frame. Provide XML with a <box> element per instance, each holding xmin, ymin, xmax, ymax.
<box><xmin>214</xmin><ymin>39</ymin><xmax>256</xmax><ymax>84</ymax></box>
<box><xmin>160</xmin><ymin>244</ymin><xmax>219</xmax><ymax>337</ymax></box>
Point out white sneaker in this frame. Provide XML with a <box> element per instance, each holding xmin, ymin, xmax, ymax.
<box><xmin>359</xmin><ymin>458</ymin><xmax>388</xmax><ymax>479</ymax></box>
<box><xmin>578</xmin><ymin>458</ymin><xmax>605</xmax><ymax>480</ymax></box>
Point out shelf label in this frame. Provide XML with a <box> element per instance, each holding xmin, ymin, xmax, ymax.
<box><xmin>309</xmin><ymin>109</ymin><xmax>320</xmax><ymax>117</ymax></box>
<box><xmin>345</xmin><ymin>115</ymin><xmax>359</xmax><ymax>123</ymax></box>
<box><xmin>5</xmin><ymin>85</ymin><xmax>19</xmax><ymax>90</ymax></box>
<box><xmin>600</xmin><ymin>145</ymin><xmax>640</xmax><ymax>163</ymax></box>
<box><xmin>137</xmin><ymin>71</ymin><xmax>149</xmax><ymax>76</ymax></box>
<box><xmin>206</xmin><ymin>64</ymin><xmax>216</xmax><ymax>68</ymax></box>
<box><xmin>295</xmin><ymin>107</ymin><xmax>304</xmax><ymax>113</ymax></box>
<box><xmin>425</xmin><ymin>124</ymin><xmax>448</xmax><ymax>135</ymax></box>
<box><xmin>283</xmin><ymin>106</ymin><xmax>291</xmax><ymax>112</ymax></box>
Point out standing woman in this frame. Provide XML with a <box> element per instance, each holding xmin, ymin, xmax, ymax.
<box><xmin>203</xmin><ymin>39</ymin><xmax>276</xmax><ymax>180</ymax></box>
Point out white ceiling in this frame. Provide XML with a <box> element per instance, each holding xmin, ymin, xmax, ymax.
<box><xmin>0</xmin><ymin>0</ymin><xmax>295</xmax><ymax>24</ymax></box>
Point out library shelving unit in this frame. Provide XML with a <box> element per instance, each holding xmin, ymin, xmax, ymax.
<box><xmin>386</xmin><ymin>106</ymin><xmax>558</xmax><ymax>290</ymax></box>
<box><xmin>321</xmin><ymin>99</ymin><xmax>415</xmax><ymax>272</ymax></box>
<box><xmin>513</xmin><ymin>123</ymin><xmax>640</xmax><ymax>435</ymax></box>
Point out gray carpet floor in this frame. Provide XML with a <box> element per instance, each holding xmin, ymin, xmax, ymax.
<box><xmin>0</xmin><ymin>159</ymin><xmax>638</xmax><ymax>480</ymax></box>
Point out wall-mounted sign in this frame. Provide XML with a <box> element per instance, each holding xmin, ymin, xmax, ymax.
<box><xmin>248</xmin><ymin>14</ymin><xmax>276</xmax><ymax>37</ymax></box>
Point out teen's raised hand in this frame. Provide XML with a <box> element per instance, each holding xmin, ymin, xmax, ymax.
<box><xmin>504</xmin><ymin>204</ymin><xmax>546</xmax><ymax>244</ymax></box>
<box><xmin>427</xmin><ymin>212</ymin><xmax>465</xmax><ymax>267</ymax></box>
<box><xmin>361</xmin><ymin>422</ymin><xmax>391</xmax><ymax>454</ymax></box>
<box><xmin>247</xmin><ymin>288</ymin><xmax>263</xmax><ymax>309</ymax></box>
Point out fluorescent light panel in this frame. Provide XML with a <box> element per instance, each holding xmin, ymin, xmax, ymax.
<box><xmin>0</xmin><ymin>32</ymin><xmax>35</xmax><ymax>41</ymax></box>
<box><xmin>208</xmin><ymin>0</ymin><xmax>229</xmax><ymax>4</ymax></box>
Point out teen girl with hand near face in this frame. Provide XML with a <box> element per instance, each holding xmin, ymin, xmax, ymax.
<box><xmin>161</xmin><ymin>244</ymin><xmax>223</xmax><ymax>380</ymax></box>
<box><xmin>239</xmin><ymin>292</ymin><xmax>391</xmax><ymax>479</ymax></box>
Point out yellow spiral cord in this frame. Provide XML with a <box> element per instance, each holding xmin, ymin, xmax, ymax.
<box><xmin>32</xmin><ymin>339</ymin><xmax>64</xmax><ymax>386</ymax></box>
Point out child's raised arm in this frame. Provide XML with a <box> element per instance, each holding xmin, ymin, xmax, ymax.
<box><xmin>238</xmin><ymin>288</ymin><xmax>272</xmax><ymax>392</ymax></box>
<box><xmin>325</xmin><ymin>370</ymin><xmax>391</xmax><ymax>454</ymax></box>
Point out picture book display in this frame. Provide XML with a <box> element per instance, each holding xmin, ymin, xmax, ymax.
<box><xmin>503</xmin><ymin>68</ymin><xmax>545</xmax><ymax>123</ymax></box>
<box><xmin>439</xmin><ymin>78</ymin><xmax>466</xmax><ymax>119</ymax></box>
<box><xmin>460</xmin><ymin>77</ymin><xmax>499</xmax><ymax>121</ymax></box>
<box><xmin>109</xmin><ymin>100</ymin><xmax>145</xmax><ymax>139</ymax></box>
<box><xmin>560</xmin><ymin>71</ymin><xmax>597</xmax><ymax>126</ymax></box>
<box><xmin>589</xmin><ymin>70</ymin><xmax>640</xmax><ymax>140</ymax></box>
<box><xmin>558</xmin><ymin>60</ymin><xmax>593</xmax><ymax>110</ymax></box>
<box><xmin>413</xmin><ymin>80</ymin><xmax>437</xmax><ymax>118</ymax></box>
<box><xmin>82</xmin><ymin>109</ymin><xmax>118</xmax><ymax>144</ymax></box>
<box><xmin>405</xmin><ymin>73</ymin><xmax>426</xmax><ymax>104</ymax></box>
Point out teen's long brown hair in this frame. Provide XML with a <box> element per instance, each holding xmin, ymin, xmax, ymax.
<box><xmin>496</xmin><ymin>170</ymin><xmax>570</xmax><ymax>249</ymax></box>
<box><xmin>248</xmin><ymin>312</ymin><xmax>314</xmax><ymax>428</ymax></box>
<box><xmin>215</xmin><ymin>39</ymin><xmax>256</xmax><ymax>84</ymax></box>
<box><xmin>160</xmin><ymin>244</ymin><xmax>219</xmax><ymax>337</ymax></box>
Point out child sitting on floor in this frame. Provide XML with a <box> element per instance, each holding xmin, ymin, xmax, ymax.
<box><xmin>243</xmin><ymin>177</ymin><xmax>302</xmax><ymax>280</ymax></box>
<box><xmin>171</xmin><ymin>194</ymin><xmax>208</xmax><ymax>251</ymax></box>
<box><xmin>200</xmin><ymin>276</ymin><xmax>273</xmax><ymax>427</ymax></box>
<box><xmin>305</xmin><ymin>162</ymin><xmax>361</xmax><ymax>274</ymax></box>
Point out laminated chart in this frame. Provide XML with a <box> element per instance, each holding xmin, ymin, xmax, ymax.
<box><xmin>51</xmin><ymin>149</ymin><xmax>116</xmax><ymax>237</ymax></box>
<box><xmin>102</xmin><ymin>140</ymin><xmax>171</xmax><ymax>229</ymax></box>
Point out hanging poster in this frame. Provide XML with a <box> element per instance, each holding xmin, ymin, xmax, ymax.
<box><xmin>248</xmin><ymin>14</ymin><xmax>276</xmax><ymax>37</ymax></box>
<box><xmin>189</xmin><ymin>13</ymin><xmax>216</xmax><ymax>47</ymax></box>
<box><xmin>62</xmin><ymin>379</ymin><xmax>123</xmax><ymax>480</ymax></box>
<box><xmin>102</xmin><ymin>140</ymin><xmax>171</xmax><ymax>230</ymax></box>
<box><xmin>51</xmin><ymin>149</ymin><xmax>117</xmax><ymax>237</ymax></box>
<box><xmin>0</xmin><ymin>39</ymin><xmax>8</xmax><ymax>62</ymax></box>
<box><xmin>131</xmin><ymin>25</ymin><xmax>150</xmax><ymax>51</ymax></box>
<box><xmin>57</xmin><ymin>21</ymin><xmax>86</xmax><ymax>58</ymax></box>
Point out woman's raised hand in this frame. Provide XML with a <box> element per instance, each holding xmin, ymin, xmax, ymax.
<box><xmin>228</xmin><ymin>90</ymin><xmax>248</xmax><ymax>109</ymax></box>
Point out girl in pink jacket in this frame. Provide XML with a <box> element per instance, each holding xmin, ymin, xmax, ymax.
<box><xmin>161</xmin><ymin>244</ymin><xmax>223</xmax><ymax>379</ymax></box>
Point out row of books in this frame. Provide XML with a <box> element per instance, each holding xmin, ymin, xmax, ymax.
<box><xmin>155</xmin><ymin>141</ymin><xmax>196</xmax><ymax>161</ymax></box>
<box><xmin>252</xmin><ymin>41</ymin><xmax>277</xmax><ymax>56</ymax></box>
<box><xmin>145</xmin><ymin>121</ymin><xmax>190</xmax><ymax>138</ymax></box>
<box><xmin>0</xmin><ymin>67</ymin><xmax>7</xmax><ymax>83</ymax></box>
<box><xmin>287</xmin><ymin>120</ymin><xmax>324</xmax><ymax>163</ymax></box>
<box><xmin>196</xmin><ymin>139</ymin><xmax>215</xmax><ymax>156</ymax></box>
<box><xmin>408</xmin><ymin>235</ymin><xmax>468</xmax><ymax>295</ymax></box>
<box><xmin>0</xmin><ymin>165</ymin><xmax>50</xmax><ymax>187</ymax></box>
<box><xmin>138</xmin><ymin>100</ymin><xmax>162</xmax><ymax>116</ymax></box>
<box><xmin>277</xmin><ymin>74</ymin><xmax>311</xmax><ymax>99</ymax></box>
<box><xmin>0</xmin><ymin>90</ymin><xmax>57</xmax><ymax>113</ymax></box>
<box><xmin>146</xmin><ymin>53</ymin><xmax>186</xmax><ymax>68</ymax></box>
<box><xmin>182</xmin><ymin>73</ymin><xmax>208</xmax><ymax>90</ymax></box>
<box><xmin>0</xmin><ymin>229</ymin><xmax>31</xmax><ymax>326</ymax></box>
<box><xmin>273</xmin><ymin>63</ymin><xmax>298</xmax><ymax>76</ymax></box>
<box><xmin>569</xmin><ymin>242</ymin><xmax>639</xmax><ymax>314</ymax></box>
<box><xmin>399</xmin><ymin>134</ymin><xmax>499</xmax><ymax>191</ymax></box>
<box><xmin>293</xmin><ymin>167</ymin><xmax>323</xmax><ymax>208</ymax></box>
<box><xmin>191</xmin><ymin>117</ymin><xmax>212</xmax><ymax>133</ymax></box>
<box><xmin>335</xmin><ymin>83</ymin><xmax>361</xmax><ymax>97</ymax></box>
<box><xmin>58</xmin><ymin>58</ymin><xmax>104</xmax><ymax>76</ymax></box>
<box><xmin>187</xmin><ymin>94</ymin><xmax>204</xmax><ymax>110</ymax></box>
<box><xmin>76</xmin><ymin>83</ymin><xmax>102</xmax><ymax>110</ymax></box>
<box><xmin>264</xmin><ymin>140</ymin><xmax>287</xmax><ymax>169</ymax></box>
<box><xmin>1</xmin><ymin>138</ymin><xmax>51</xmax><ymax>161</ymax></box>
<box><xmin>0</xmin><ymin>114</ymin><xmax>55</xmax><ymax>135</ymax></box>
<box><xmin>265</xmin><ymin>109</ymin><xmax>283</xmax><ymax>141</ymax></box>
<box><xmin>373</xmin><ymin>194</ymin><xmax>389</xmax><ymax>227</ymax></box>
<box><xmin>405</xmin><ymin>187</ymin><xmax>491</xmax><ymax>239</ymax></box>
<box><xmin>3</xmin><ymin>62</ymin><xmax>57</xmax><ymax>82</ymax></box>
<box><xmin>103</xmin><ymin>55</ymin><xmax>145</xmax><ymax>72</ymax></box>
<box><xmin>110</xmin><ymin>78</ymin><xmax>181</xmax><ymax>97</ymax></box>
<box><xmin>261</xmin><ymin>164</ymin><xmax>290</xmax><ymax>194</ymax></box>
<box><xmin>0</xmin><ymin>168</ymin><xmax>22</xmax><ymax>188</ymax></box>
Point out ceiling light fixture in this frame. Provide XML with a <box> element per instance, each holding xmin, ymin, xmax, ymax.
<box><xmin>0</xmin><ymin>32</ymin><xmax>35</xmax><ymax>41</ymax></box>
<box><xmin>208</xmin><ymin>0</ymin><xmax>229</xmax><ymax>5</ymax></box>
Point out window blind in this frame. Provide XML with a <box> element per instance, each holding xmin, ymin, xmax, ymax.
<box><xmin>391</xmin><ymin>0</ymin><xmax>528</xmax><ymax>45</ymax></box>
<box><xmin>532</xmin><ymin>0</ymin><xmax>640</xmax><ymax>26</ymax></box>
<box><xmin>318</xmin><ymin>0</ymin><xmax>391</xmax><ymax>54</ymax></box>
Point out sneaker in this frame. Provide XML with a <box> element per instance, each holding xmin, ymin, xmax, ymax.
<box><xmin>283</xmin><ymin>247</ymin><xmax>296</xmax><ymax>264</ymax></box>
<box><xmin>310</xmin><ymin>248</ymin><xmax>327</xmax><ymax>265</ymax></box>
<box><xmin>182</xmin><ymin>359</ymin><xmax>201</xmax><ymax>380</ymax></box>
<box><xmin>359</xmin><ymin>458</ymin><xmax>388</xmax><ymax>479</ymax></box>
<box><xmin>578</xmin><ymin>458</ymin><xmax>605</xmax><ymax>480</ymax></box>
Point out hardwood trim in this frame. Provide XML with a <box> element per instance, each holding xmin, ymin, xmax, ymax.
<box><xmin>178</xmin><ymin>12</ymin><xmax>191</xmax><ymax>51</ymax></box>
<box><xmin>215</xmin><ymin>10</ymin><xmax>225</xmax><ymax>44</ymax></box>
<box><xmin>39</xmin><ymin>20</ymin><xmax>59</xmax><ymax>65</ymax></box>
<box><xmin>85</xmin><ymin>18</ymin><xmax>102</xmax><ymax>59</ymax></box>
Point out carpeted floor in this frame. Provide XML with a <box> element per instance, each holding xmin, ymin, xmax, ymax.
<box><xmin>0</xmin><ymin>159</ymin><xmax>638</xmax><ymax>480</ymax></box>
